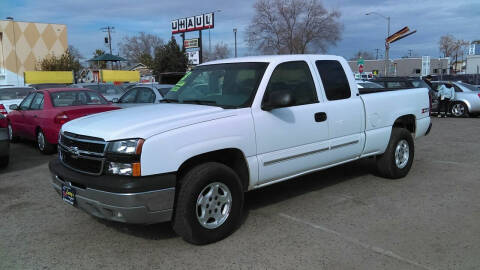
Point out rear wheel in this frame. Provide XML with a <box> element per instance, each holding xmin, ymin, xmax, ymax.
<box><xmin>450</xmin><ymin>102</ymin><xmax>469</xmax><ymax>117</ymax></box>
<box><xmin>172</xmin><ymin>162</ymin><xmax>244</xmax><ymax>245</ymax></box>
<box><xmin>376</xmin><ymin>128</ymin><xmax>414</xmax><ymax>179</ymax></box>
<box><xmin>37</xmin><ymin>129</ymin><xmax>55</xmax><ymax>154</ymax></box>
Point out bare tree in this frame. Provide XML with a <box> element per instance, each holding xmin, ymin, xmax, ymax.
<box><xmin>118</xmin><ymin>32</ymin><xmax>164</xmax><ymax>65</ymax></box>
<box><xmin>68</xmin><ymin>45</ymin><xmax>84</xmax><ymax>60</ymax></box>
<box><xmin>204</xmin><ymin>42</ymin><xmax>231</xmax><ymax>62</ymax></box>
<box><xmin>246</xmin><ymin>0</ymin><xmax>342</xmax><ymax>54</ymax></box>
<box><xmin>350</xmin><ymin>50</ymin><xmax>374</xmax><ymax>61</ymax></box>
<box><xmin>439</xmin><ymin>35</ymin><xmax>469</xmax><ymax>72</ymax></box>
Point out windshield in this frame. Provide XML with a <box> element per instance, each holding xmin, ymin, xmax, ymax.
<box><xmin>51</xmin><ymin>91</ymin><xmax>108</xmax><ymax>107</ymax></box>
<box><xmin>0</xmin><ymin>88</ymin><xmax>32</xmax><ymax>100</ymax></box>
<box><xmin>85</xmin><ymin>84</ymin><xmax>124</xmax><ymax>95</ymax></box>
<box><xmin>458</xmin><ymin>82</ymin><xmax>479</xmax><ymax>91</ymax></box>
<box><xmin>164</xmin><ymin>62</ymin><xmax>268</xmax><ymax>108</ymax></box>
<box><xmin>411</xmin><ymin>80</ymin><xmax>431</xmax><ymax>90</ymax></box>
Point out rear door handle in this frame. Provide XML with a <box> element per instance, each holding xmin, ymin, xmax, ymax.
<box><xmin>314</xmin><ymin>112</ymin><xmax>327</xmax><ymax>122</ymax></box>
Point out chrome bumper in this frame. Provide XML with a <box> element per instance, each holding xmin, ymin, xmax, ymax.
<box><xmin>51</xmin><ymin>174</ymin><xmax>175</xmax><ymax>224</ymax></box>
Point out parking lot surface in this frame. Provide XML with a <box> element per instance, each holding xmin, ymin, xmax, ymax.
<box><xmin>1</xmin><ymin>117</ymin><xmax>479</xmax><ymax>270</ymax></box>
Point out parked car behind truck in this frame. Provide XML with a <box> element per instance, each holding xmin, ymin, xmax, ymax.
<box><xmin>431</xmin><ymin>81</ymin><xmax>480</xmax><ymax>117</ymax></box>
<box><xmin>49</xmin><ymin>55</ymin><xmax>431</xmax><ymax>244</ymax></box>
<box><xmin>8</xmin><ymin>88</ymin><xmax>120</xmax><ymax>154</ymax></box>
<box><xmin>0</xmin><ymin>113</ymin><xmax>9</xmax><ymax>168</ymax></box>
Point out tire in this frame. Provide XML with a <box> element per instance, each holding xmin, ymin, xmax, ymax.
<box><xmin>7</xmin><ymin>123</ymin><xmax>19</xmax><ymax>143</ymax></box>
<box><xmin>376</xmin><ymin>128</ymin><xmax>415</xmax><ymax>179</ymax></box>
<box><xmin>37</xmin><ymin>129</ymin><xmax>55</xmax><ymax>154</ymax></box>
<box><xmin>0</xmin><ymin>156</ymin><xmax>9</xmax><ymax>169</ymax></box>
<box><xmin>450</xmin><ymin>102</ymin><xmax>469</xmax><ymax>117</ymax></box>
<box><xmin>172</xmin><ymin>162</ymin><xmax>244</xmax><ymax>245</ymax></box>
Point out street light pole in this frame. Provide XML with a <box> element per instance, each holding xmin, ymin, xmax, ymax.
<box><xmin>233</xmin><ymin>28</ymin><xmax>237</xmax><ymax>58</ymax></box>
<box><xmin>366</xmin><ymin>12</ymin><xmax>390</xmax><ymax>76</ymax></box>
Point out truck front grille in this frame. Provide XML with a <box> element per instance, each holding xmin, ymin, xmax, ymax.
<box><xmin>59</xmin><ymin>132</ymin><xmax>107</xmax><ymax>175</ymax></box>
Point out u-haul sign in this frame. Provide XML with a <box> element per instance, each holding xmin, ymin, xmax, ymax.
<box><xmin>172</xmin><ymin>13</ymin><xmax>214</xmax><ymax>34</ymax></box>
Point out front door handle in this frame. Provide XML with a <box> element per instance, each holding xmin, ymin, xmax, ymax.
<box><xmin>314</xmin><ymin>112</ymin><xmax>327</xmax><ymax>122</ymax></box>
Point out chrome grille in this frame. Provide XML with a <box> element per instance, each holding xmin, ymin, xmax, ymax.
<box><xmin>59</xmin><ymin>132</ymin><xmax>107</xmax><ymax>175</ymax></box>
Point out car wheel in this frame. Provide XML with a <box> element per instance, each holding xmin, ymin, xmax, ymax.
<box><xmin>375</xmin><ymin>128</ymin><xmax>415</xmax><ymax>179</ymax></box>
<box><xmin>7</xmin><ymin>123</ymin><xmax>19</xmax><ymax>143</ymax></box>
<box><xmin>37</xmin><ymin>129</ymin><xmax>55</xmax><ymax>154</ymax></box>
<box><xmin>0</xmin><ymin>156</ymin><xmax>9</xmax><ymax>168</ymax></box>
<box><xmin>172</xmin><ymin>162</ymin><xmax>244</xmax><ymax>245</ymax></box>
<box><xmin>450</xmin><ymin>102</ymin><xmax>469</xmax><ymax>117</ymax></box>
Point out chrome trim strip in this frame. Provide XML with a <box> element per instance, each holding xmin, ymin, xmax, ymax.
<box><xmin>58</xmin><ymin>142</ymin><xmax>105</xmax><ymax>157</ymax></box>
<box><xmin>331</xmin><ymin>140</ymin><xmax>359</xmax><ymax>150</ymax></box>
<box><xmin>62</xmin><ymin>133</ymin><xmax>107</xmax><ymax>145</ymax></box>
<box><xmin>264</xmin><ymin>147</ymin><xmax>329</xmax><ymax>166</ymax></box>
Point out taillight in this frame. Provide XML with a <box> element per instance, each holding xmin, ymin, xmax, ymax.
<box><xmin>0</xmin><ymin>104</ymin><xmax>7</xmax><ymax>116</ymax></box>
<box><xmin>54</xmin><ymin>112</ymin><xmax>69</xmax><ymax>124</ymax></box>
<box><xmin>478</xmin><ymin>93</ymin><xmax>480</xmax><ymax>99</ymax></box>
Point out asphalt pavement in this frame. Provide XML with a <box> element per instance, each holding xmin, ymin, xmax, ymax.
<box><xmin>1</xmin><ymin>117</ymin><xmax>479</xmax><ymax>270</ymax></box>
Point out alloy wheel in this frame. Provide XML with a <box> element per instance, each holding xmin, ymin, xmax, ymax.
<box><xmin>395</xmin><ymin>139</ymin><xmax>410</xmax><ymax>169</ymax></box>
<box><xmin>196</xmin><ymin>182</ymin><xmax>232</xmax><ymax>229</ymax></box>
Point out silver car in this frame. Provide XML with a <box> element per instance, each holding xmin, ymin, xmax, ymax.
<box><xmin>69</xmin><ymin>83</ymin><xmax>125</xmax><ymax>102</ymax></box>
<box><xmin>113</xmin><ymin>84</ymin><xmax>174</xmax><ymax>108</ymax></box>
<box><xmin>0</xmin><ymin>114</ymin><xmax>9</xmax><ymax>168</ymax></box>
<box><xmin>432</xmin><ymin>81</ymin><xmax>480</xmax><ymax>117</ymax></box>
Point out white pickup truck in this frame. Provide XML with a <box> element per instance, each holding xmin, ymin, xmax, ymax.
<box><xmin>50</xmin><ymin>55</ymin><xmax>431</xmax><ymax>244</ymax></box>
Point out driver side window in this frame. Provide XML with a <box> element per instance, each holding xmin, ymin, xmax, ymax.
<box><xmin>20</xmin><ymin>92</ymin><xmax>35</xmax><ymax>110</ymax></box>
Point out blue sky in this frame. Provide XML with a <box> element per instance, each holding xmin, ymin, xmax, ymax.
<box><xmin>1</xmin><ymin>0</ymin><xmax>479</xmax><ymax>61</ymax></box>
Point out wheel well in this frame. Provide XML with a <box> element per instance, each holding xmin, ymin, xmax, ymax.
<box><xmin>393</xmin><ymin>115</ymin><xmax>416</xmax><ymax>134</ymax></box>
<box><xmin>177</xmin><ymin>148</ymin><xmax>250</xmax><ymax>191</ymax></box>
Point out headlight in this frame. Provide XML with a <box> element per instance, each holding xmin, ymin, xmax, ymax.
<box><xmin>107</xmin><ymin>139</ymin><xmax>144</xmax><ymax>155</ymax></box>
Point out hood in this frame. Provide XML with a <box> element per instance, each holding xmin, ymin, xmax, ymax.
<box><xmin>61</xmin><ymin>103</ymin><xmax>235</xmax><ymax>141</ymax></box>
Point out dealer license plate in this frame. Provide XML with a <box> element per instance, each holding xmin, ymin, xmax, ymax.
<box><xmin>62</xmin><ymin>185</ymin><xmax>76</xmax><ymax>205</ymax></box>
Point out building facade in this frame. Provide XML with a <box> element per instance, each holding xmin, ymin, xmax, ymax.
<box><xmin>0</xmin><ymin>19</ymin><xmax>68</xmax><ymax>86</ymax></box>
<box><xmin>348</xmin><ymin>57</ymin><xmax>450</xmax><ymax>77</ymax></box>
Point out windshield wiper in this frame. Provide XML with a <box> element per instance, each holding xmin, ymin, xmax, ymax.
<box><xmin>159</xmin><ymin>98</ymin><xmax>179</xmax><ymax>103</ymax></box>
<box><xmin>181</xmin><ymin>99</ymin><xmax>218</xmax><ymax>106</ymax></box>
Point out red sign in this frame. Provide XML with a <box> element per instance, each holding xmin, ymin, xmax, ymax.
<box><xmin>358</xmin><ymin>64</ymin><xmax>364</xmax><ymax>73</ymax></box>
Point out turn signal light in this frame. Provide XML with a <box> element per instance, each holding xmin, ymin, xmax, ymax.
<box><xmin>54</xmin><ymin>112</ymin><xmax>69</xmax><ymax>124</ymax></box>
<box><xmin>132</xmin><ymin>163</ymin><xmax>141</xmax><ymax>177</ymax></box>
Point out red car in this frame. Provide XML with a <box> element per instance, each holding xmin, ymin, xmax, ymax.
<box><xmin>7</xmin><ymin>88</ymin><xmax>120</xmax><ymax>154</ymax></box>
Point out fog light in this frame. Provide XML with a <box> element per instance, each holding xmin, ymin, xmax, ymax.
<box><xmin>108</xmin><ymin>162</ymin><xmax>133</xmax><ymax>176</ymax></box>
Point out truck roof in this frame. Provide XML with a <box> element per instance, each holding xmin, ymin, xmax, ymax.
<box><xmin>201</xmin><ymin>54</ymin><xmax>346</xmax><ymax>66</ymax></box>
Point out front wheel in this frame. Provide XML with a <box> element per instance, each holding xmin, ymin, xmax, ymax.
<box><xmin>376</xmin><ymin>128</ymin><xmax>415</xmax><ymax>179</ymax></box>
<box><xmin>37</xmin><ymin>129</ymin><xmax>55</xmax><ymax>154</ymax></box>
<box><xmin>172</xmin><ymin>162</ymin><xmax>244</xmax><ymax>245</ymax></box>
<box><xmin>7</xmin><ymin>123</ymin><xmax>19</xmax><ymax>143</ymax></box>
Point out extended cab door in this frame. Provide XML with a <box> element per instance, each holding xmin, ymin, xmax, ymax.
<box><xmin>252</xmin><ymin>61</ymin><xmax>330</xmax><ymax>185</ymax></box>
<box><xmin>313</xmin><ymin>59</ymin><xmax>365</xmax><ymax>164</ymax></box>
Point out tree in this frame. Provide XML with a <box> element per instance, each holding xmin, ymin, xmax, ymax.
<box><xmin>118</xmin><ymin>32</ymin><xmax>164</xmax><ymax>65</ymax></box>
<box><xmin>439</xmin><ymin>35</ymin><xmax>469</xmax><ymax>72</ymax></box>
<box><xmin>37</xmin><ymin>49</ymin><xmax>81</xmax><ymax>74</ymax></box>
<box><xmin>203</xmin><ymin>42</ymin><xmax>231</xmax><ymax>62</ymax></box>
<box><xmin>90</xmin><ymin>49</ymin><xmax>107</xmax><ymax>69</ymax></box>
<box><xmin>68</xmin><ymin>45</ymin><xmax>83</xmax><ymax>60</ymax></box>
<box><xmin>350</xmin><ymin>51</ymin><xmax>374</xmax><ymax>61</ymax></box>
<box><xmin>246</xmin><ymin>0</ymin><xmax>342</xmax><ymax>54</ymax></box>
<box><xmin>152</xmin><ymin>38</ymin><xmax>188</xmax><ymax>78</ymax></box>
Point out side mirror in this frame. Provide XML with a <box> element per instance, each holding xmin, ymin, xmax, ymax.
<box><xmin>112</xmin><ymin>98</ymin><xmax>119</xmax><ymax>103</ymax></box>
<box><xmin>9</xmin><ymin>104</ymin><xmax>19</xmax><ymax>111</ymax></box>
<box><xmin>261</xmin><ymin>90</ymin><xmax>295</xmax><ymax>111</ymax></box>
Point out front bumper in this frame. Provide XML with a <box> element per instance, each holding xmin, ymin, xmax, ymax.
<box><xmin>50</xmin><ymin>159</ymin><xmax>176</xmax><ymax>224</ymax></box>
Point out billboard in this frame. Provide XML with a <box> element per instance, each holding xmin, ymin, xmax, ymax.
<box><xmin>100</xmin><ymin>70</ymin><xmax>140</xmax><ymax>82</ymax></box>
<box><xmin>184</xmin><ymin>38</ymin><xmax>199</xmax><ymax>49</ymax></box>
<box><xmin>172</xmin><ymin>13</ymin><xmax>214</xmax><ymax>34</ymax></box>
<box><xmin>24</xmin><ymin>71</ymin><xmax>73</xmax><ymax>84</ymax></box>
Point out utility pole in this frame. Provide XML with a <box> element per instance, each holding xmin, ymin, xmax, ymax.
<box><xmin>233</xmin><ymin>28</ymin><xmax>237</xmax><ymax>57</ymax></box>
<box><xmin>374</xmin><ymin>48</ymin><xmax>379</xmax><ymax>60</ymax></box>
<box><xmin>408</xmin><ymin>49</ymin><xmax>413</xmax><ymax>58</ymax></box>
<box><xmin>101</xmin><ymin>26</ymin><xmax>115</xmax><ymax>54</ymax></box>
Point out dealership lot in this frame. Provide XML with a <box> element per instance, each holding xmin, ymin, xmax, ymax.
<box><xmin>0</xmin><ymin>117</ymin><xmax>479</xmax><ymax>270</ymax></box>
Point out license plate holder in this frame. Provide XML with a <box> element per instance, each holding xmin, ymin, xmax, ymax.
<box><xmin>62</xmin><ymin>185</ymin><xmax>76</xmax><ymax>205</ymax></box>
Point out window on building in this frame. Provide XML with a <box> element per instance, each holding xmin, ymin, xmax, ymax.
<box><xmin>433</xmin><ymin>69</ymin><xmax>438</xmax><ymax>73</ymax></box>
<box><xmin>442</xmin><ymin>69</ymin><xmax>447</xmax><ymax>74</ymax></box>
<box><xmin>415</xmin><ymin>69</ymin><xmax>421</xmax><ymax>74</ymax></box>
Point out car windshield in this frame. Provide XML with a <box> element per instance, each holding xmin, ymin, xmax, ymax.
<box><xmin>51</xmin><ymin>91</ymin><xmax>108</xmax><ymax>107</ymax></box>
<box><xmin>411</xmin><ymin>80</ymin><xmax>431</xmax><ymax>90</ymax></box>
<box><xmin>164</xmin><ymin>62</ymin><xmax>269</xmax><ymax>108</ymax></box>
<box><xmin>0</xmin><ymin>88</ymin><xmax>32</xmax><ymax>100</ymax></box>
<box><xmin>458</xmin><ymin>82</ymin><xmax>479</xmax><ymax>91</ymax></box>
<box><xmin>358</xmin><ymin>82</ymin><xmax>382</xmax><ymax>88</ymax></box>
<box><xmin>85</xmin><ymin>84</ymin><xmax>124</xmax><ymax>95</ymax></box>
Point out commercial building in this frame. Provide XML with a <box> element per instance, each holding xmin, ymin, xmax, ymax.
<box><xmin>0</xmin><ymin>19</ymin><xmax>68</xmax><ymax>86</ymax></box>
<box><xmin>348</xmin><ymin>57</ymin><xmax>450</xmax><ymax>77</ymax></box>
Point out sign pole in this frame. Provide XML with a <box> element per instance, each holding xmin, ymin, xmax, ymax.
<box><xmin>199</xmin><ymin>30</ymin><xmax>202</xmax><ymax>64</ymax></box>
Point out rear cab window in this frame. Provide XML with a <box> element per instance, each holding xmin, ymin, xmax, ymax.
<box><xmin>315</xmin><ymin>60</ymin><xmax>351</xmax><ymax>100</ymax></box>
